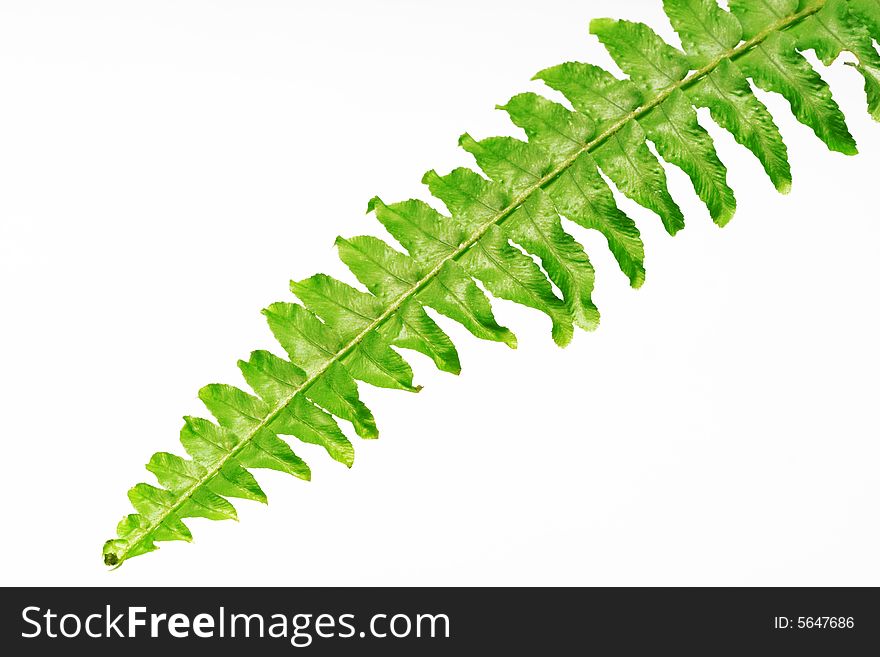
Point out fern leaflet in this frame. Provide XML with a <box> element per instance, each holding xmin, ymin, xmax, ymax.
<box><xmin>104</xmin><ymin>0</ymin><xmax>880</xmax><ymax>567</ymax></box>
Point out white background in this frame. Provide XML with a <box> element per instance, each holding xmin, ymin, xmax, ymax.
<box><xmin>1</xmin><ymin>0</ymin><xmax>878</xmax><ymax>587</ymax></box>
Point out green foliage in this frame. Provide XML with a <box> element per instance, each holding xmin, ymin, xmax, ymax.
<box><xmin>103</xmin><ymin>0</ymin><xmax>879</xmax><ymax>566</ymax></box>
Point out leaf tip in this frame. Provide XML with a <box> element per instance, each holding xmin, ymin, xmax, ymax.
<box><xmin>666</xmin><ymin>223</ymin><xmax>684</xmax><ymax>237</ymax></box>
<box><xmin>576</xmin><ymin>308</ymin><xmax>601</xmax><ymax>334</ymax></box>
<box><xmin>366</xmin><ymin>196</ymin><xmax>384</xmax><ymax>214</ymax></box>
<box><xmin>553</xmin><ymin>329</ymin><xmax>574</xmax><ymax>348</ymax></box>
<box><xmin>715</xmin><ymin>206</ymin><xmax>737</xmax><ymax>229</ymax></box>
<box><xmin>589</xmin><ymin>17</ymin><xmax>614</xmax><ymax>35</ymax></box>
<box><xmin>631</xmin><ymin>270</ymin><xmax>646</xmax><ymax>290</ymax></box>
<box><xmin>357</xmin><ymin>417</ymin><xmax>381</xmax><ymax>439</ymax></box>
<box><xmin>196</xmin><ymin>384</ymin><xmax>214</xmax><ymax>404</ymax></box>
<box><xmin>420</xmin><ymin>169</ymin><xmax>437</xmax><ymax>186</ymax></box>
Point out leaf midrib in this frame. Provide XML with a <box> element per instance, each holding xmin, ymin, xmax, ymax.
<box><xmin>111</xmin><ymin>1</ymin><xmax>825</xmax><ymax>565</ymax></box>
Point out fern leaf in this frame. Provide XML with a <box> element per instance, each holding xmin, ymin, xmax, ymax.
<box><xmin>366</xmin><ymin>197</ymin><xmax>465</xmax><ymax>268</ymax></box>
<box><xmin>594</xmin><ymin>119</ymin><xmax>686</xmax><ymax>234</ymax></box>
<box><xmin>457</xmin><ymin>134</ymin><xmax>599</xmax><ymax>330</ymax></box>
<box><xmin>532</xmin><ymin>62</ymin><xmax>685</xmax><ymax>233</ymax></box>
<box><xmin>792</xmin><ymin>0</ymin><xmax>880</xmax><ymax>120</ymax></box>
<box><xmin>458</xmin><ymin>134</ymin><xmax>553</xmax><ymax>197</ymax></box>
<box><xmin>103</xmin><ymin>0</ymin><xmax>880</xmax><ymax>567</ymax></box>
<box><xmin>343</xmin><ymin>330</ymin><xmax>420</xmax><ymax>392</ymax></box>
<box><xmin>499</xmin><ymin>92</ymin><xmax>597</xmax><ymax>158</ymax></box>
<box><xmin>305</xmin><ymin>361</ymin><xmax>379</xmax><ymax>439</ymax></box>
<box><xmin>642</xmin><ymin>89</ymin><xmax>738</xmax><ymax>225</ymax></box>
<box><xmin>593</xmin><ymin>17</ymin><xmax>737</xmax><ymax>223</ymax></box>
<box><xmin>590</xmin><ymin>19</ymin><xmax>691</xmax><ymax>94</ymax></box>
<box><xmin>735</xmin><ymin>22</ymin><xmax>858</xmax><ymax>153</ymax></box>
<box><xmin>420</xmin><ymin>261</ymin><xmax>517</xmax><ymax>348</ymax></box>
<box><xmin>335</xmin><ymin>235</ymin><xmax>420</xmax><ymax>300</ymax></box>
<box><xmin>423</xmin><ymin>167</ymin><xmax>574</xmax><ymax>345</ymax></box>
<box><xmin>460</xmin><ymin>224</ymin><xmax>574</xmax><ymax>347</ymax></box>
<box><xmin>688</xmin><ymin>59</ymin><xmax>792</xmax><ymax>192</ymax></box>
<box><xmin>505</xmin><ymin>190</ymin><xmax>600</xmax><ymax>330</ymax></box>
<box><xmin>500</xmin><ymin>93</ymin><xmax>646</xmax><ymax>287</ymax></box>
<box><xmin>383</xmin><ymin>298</ymin><xmax>463</xmax><ymax>375</ymax></box>
<box><xmin>663</xmin><ymin>0</ymin><xmax>744</xmax><ymax>67</ymax></box>
<box><xmin>547</xmin><ymin>154</ymin><xmax>646</xmax><ymax>288</ymax></box>
<box><xmin>534</xmin><ymin>62</ymin><xmax>643</xmax><ymax>127</ymax></box>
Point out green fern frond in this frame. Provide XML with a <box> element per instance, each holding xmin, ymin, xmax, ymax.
<box><xmin>103</xmin><ymin>0</ymin><xmax>880</xmax><ymax>567</ymax></box>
